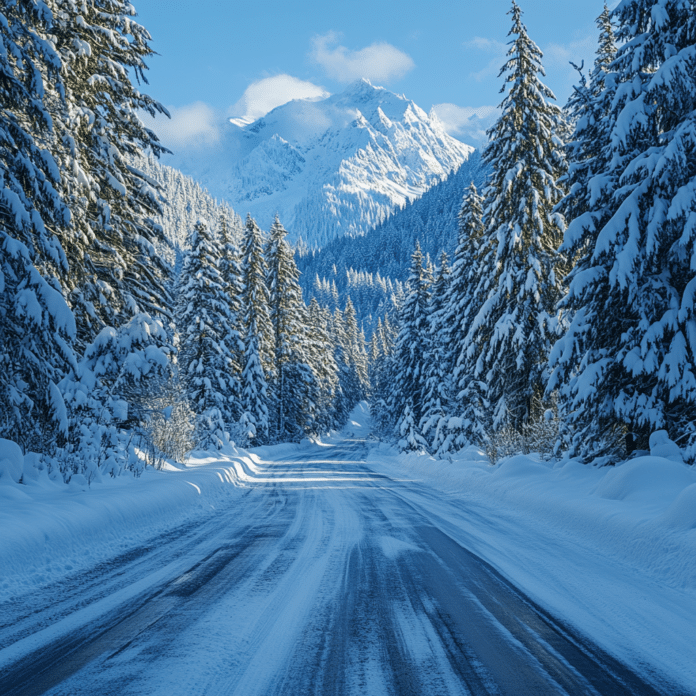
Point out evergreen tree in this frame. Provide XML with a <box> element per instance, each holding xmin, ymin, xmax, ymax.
<box><xmin>330</xmin><ymin>306</ymin><xmax>354</xmax><ymax>426</ymax></box>
<box><xmin>218</xmin><ymin>218</ymin><xmax>244</xmax><ymax>420</ymax></box>
<box><xmin>466</xmin><ymin>1</ymin><xmax>567</xmax><ymax>434</ymax></box>
<box><xmin>420</xmin><ymin>253</ymin><xmax>453</xmax><ymax>453</ymax></box>
<box><xmin>266</xmin><ymin>216</ymin><xmax>313</xmax><ymax>441</ymax></box>
<box><xmin>0</xmin><ymin>0</ymin><xmax>76</xmax><ymax>452</ymax></box>
<box><xmin>177</xmin><ymin>220</ymin><xmax>238</xmax><ymax>448</ymax></box>
<box><xmin>306</xmin><ymin>298</ymin><xmax>339</xmax><ymax>433</ymax></box>
<box><xmin>550</xmin><ymin>0</ymin><xmax>696</xmax><ymax>461</ymax></box>
<box><xmin>391</xmin><ymin>242</ymin><xmax>431</xmax><ymax>450</ymax></box>
<box><xmin>438</xmin><ymin>184</ymin><xmax>489</xmax><ymax>451</ymax></box>
<box><xmin>399</xmin><ymin>401</ymin><xmax>429</xmax><ymax>452</ymax></box>
<box><xmin>369</xmin><ymin>316</ymin><xmax>399</xmax><ymax>436</ymax></box>
<box><xmin>47</xmin><ymin>0</ymin><xmax>172</xmax><ymax>347</ymax></box>
<box><xmin>343</xmin><ymin>296</ymin><xmax>369</xmax><ymax>399</ymax></box>
<box><xmin>446</xmin><ymin>184</ymin><xmax>486</xmax><ymax>374</ymax></box>
<box><xmin>558</xmin><ymin>4</ymin><xmax>617</xmax><ymax>251</ymax></box>
<box><xmin>240</xmin><ymin>328</ymin><xmax>269</xmax><ymax>445</ymax></box>
<box><xmin>240</xmin><ymin>215</ymin><xmax>273</xmax><ymax>443</ymax></box>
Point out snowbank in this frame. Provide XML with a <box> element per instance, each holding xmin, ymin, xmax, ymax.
<box><xmin>0</xmin><ymin>443</ymin><xmax>270</xmax><ymax>603</ymax></box>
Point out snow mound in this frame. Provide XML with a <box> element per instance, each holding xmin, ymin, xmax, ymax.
<box><xmin>592</xmin><ymin>456</ymin><xmax>694</xmax><ymax>504</ymax></box>
<box><xmin>0</xmin><ymin>438</ymin><xmax>24</xmax><ymax>484</ymax></box>
<box><xmin>649</xmin><ymin>430</ymin><xmax>683</xmax><ymax>462</ymax></box>
<box><xmin>659</xmin><ymin>484</ymin><xmax>696</xmax><ymax>530</ymax></box>
<box><xmin>496</xmin><ymin>455</ymin><xmax>551</xmax><ymax>478</ymax></box>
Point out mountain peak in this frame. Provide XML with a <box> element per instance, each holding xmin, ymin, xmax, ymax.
<box><xmin>165</xmin><ymin>84</ymin><xmax>474</xmax><ymax>248</ymax></box>
<box><xmin>343</xmin><ymin>77</ymin><xmax>381</xmax><ymax>94</ymax></box>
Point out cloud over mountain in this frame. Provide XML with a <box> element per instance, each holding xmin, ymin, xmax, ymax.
<box><xmin>229</xmin><ymin>75</ymin><xmax>330</xmax><ymax>125</ymax></box>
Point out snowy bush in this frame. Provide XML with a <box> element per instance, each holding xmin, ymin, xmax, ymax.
<box><xmin>135</xmin><ymin>374</ymin><xmax>197</xmax><ymax>469</ymax></box>
<box><xmin>59</xmin><ymin>314</ymin><xmax>175</xmax><ymax>480</ymax></box>
<box><xmin>482</xmin><ymin>398</ymin><xmax>563</xmax><ymax>464</ymax></box>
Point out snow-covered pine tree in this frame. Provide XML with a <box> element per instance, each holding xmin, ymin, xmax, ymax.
<box><xmin>368</xmin><ymin>317</ymin><xmax>396</xmax><ymax>436</ymax></box>
<box><xmin>466</xmin><ymin>1</ymin><xmax>567</xmax><ymax>435</ymax></box>
<box><xmin>446</xmin><ymin>184</ymin><xmax>486</xmax><ymax>372</ymax></box>
<box><xmin>0</xmin><ymin>1</ymin><xmax>77</xmax><ymax>452</ymax></box>
<box><xmin>239</xmin><ymin>330</ymin><xmax>269</xmax><ymax>445</ymax></box>
<box><xmin>306</xmin><ymin>298</ymin><xmax>339</xmax><ymax>433</ymax></box>
<box><xmin>330</xmin><ymin>296</ymin><xmax>369</xmax><ymax>424</ymax></box>
<box><xmin>391</xmin><ymin>242</ymin><xmax>431</xmax><ymax>450</ymax></box>
<box><xmin>330</xmin><ymin>305</ymin><xmax>353</xmax><ymax>426</ymax></box>
<box><xmin>47</xmin><ymin>0</ymin><xmax>172</xmax><ymax>347</ymax></box>
<box><xmin>137</xmin><ymin>155</ymin><xmax>242</xmax><ymax>259</ymax></box>
<box><xmin>550</xmin><ymin>0</ymin><xmax>696</xmax><ymax>461</ymax></box>
<box><xmin>420</xmin><ymin>253</ymin><xmax>453</xmax><ymax>454</ymax></box>
<box><xmin>243</xmin><ymin>216</ymin><xmax>275</xmax><ymax>377</ymax></box>
<box><xmin>369</xmin><ymin>323</ymin><xmax>381</xmax><ymax>365</ymax></box>
<box><xmin>239</xmin><ymin>215</ymin><xmax>274</xmax><ymax>443</ymax></box>
<box><xmin>399</xmin><ymin>400</ymin><xmax>429</xmax><ymax>452</ymax></box>
<box><xmin>218</xmin><ymin>218</ymin><xmax>244</xmax><ymax>421</ymax></box>
<box><xmin>437</xmin><ymin>183</ymin><xmax>489</xmax><ymax>452</ymax></box>
<box><xmin>547</xmin><ymin>6</ymin><xmax>620</xmax><ymax>459</ymax></box>
<box><xmin>558</xmin><ymin>4</ymin><xmax>617</xmax><ymax>252</ymax></box>
<box><xmin>177</xmin><ymin>220</ymin><xmax>238</xmax><ymax>449</ymax></box>
<box><xmin>266</xmin><ymin>215</ymin><xmax>314</xmax><ymax>441</ymax></box>
<box><xmin>343</xmin><ymin>296</ymin><xmax>369</xmax><ymax>399</ymax></box>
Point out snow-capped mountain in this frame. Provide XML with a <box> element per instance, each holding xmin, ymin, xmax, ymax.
<box><xmin>164</xmin><ymin>79</ymin><xmax>474</xmax><ymax>246</ymax></box>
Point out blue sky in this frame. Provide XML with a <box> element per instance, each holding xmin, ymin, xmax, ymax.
<box><xmin>136</xmin><ymin>0</ymin><xmax>615</xmax><ymax>149</ymax></box>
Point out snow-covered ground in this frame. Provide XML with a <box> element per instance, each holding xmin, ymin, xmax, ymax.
<box><xmin>0</xmin><ymin>440</ymin><xmax>299</xmax><ymax>604</ymax></box>
<box><xmin>2</xmin><ymin>405</ymin><xmax>695</xmax><ymax>692</ymax></box>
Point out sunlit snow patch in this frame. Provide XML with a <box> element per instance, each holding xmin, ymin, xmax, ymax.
<box><xmin>378</xmin><ymin>535</ymin><xmax>420</xmax><ymax>559</ymax></box>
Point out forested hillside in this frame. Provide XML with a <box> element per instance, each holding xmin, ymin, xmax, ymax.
<box><xmin>0</xmin><ymin>0</ymin><xmax>368</xmax><ymax>488</ymax></box>
<box><xmin>137</xmin><ymin>157</ymin><xmax>243</xmax><ymax>262</ymax></box>
<box><xmin>371</xmin><ymin>1</ymin><xmax>696</xmax><ymax>466</ymax></box>
<box><xmin>2</xmin><ymin>0</ymin><xmax>696</xmax><ymax>490</ymax></box>
<box><xmin>297</xmin><ymin>151</ymin><xmax>487</xmax><ymax>332</ymax></box>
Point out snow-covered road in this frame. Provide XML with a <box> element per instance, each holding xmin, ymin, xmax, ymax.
<box><xmin>0</xmin><ymin>436</ymin><xmax>673</xmax><ymax>695</ymax></box>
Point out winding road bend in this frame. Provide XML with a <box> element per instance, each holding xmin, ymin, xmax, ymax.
<box><xmin>0</xmin><ymin>436</ymin><xmax>672</xmax><ymax>695</ymax></box>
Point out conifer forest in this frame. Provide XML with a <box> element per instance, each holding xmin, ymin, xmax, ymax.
<box><xmin>4</xmin><ymin>0</ymin><xmax>696</xmax><ymax>473</ymax></box>
<box><xmin>2</xmin><ymin>1</ymin><xmax>696</xmax><ymax>693</ymax></box>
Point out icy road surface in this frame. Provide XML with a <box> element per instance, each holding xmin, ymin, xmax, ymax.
<box><xmin>0</xmin><ymin>438</ymin><xmax>672</xmax><ymax>695</ymax></box>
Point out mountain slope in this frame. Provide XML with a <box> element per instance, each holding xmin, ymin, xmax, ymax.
<box><xmin>136</xmin><ymin>157</ymin><xmax>243</xmax><ymax>262</ymax></box>
<box><xmin>164</xmin><ymin>80</ymin><xmax>473</xmax><ymax>247</ymax></box>
<box><xmin>297</xmin><ymin>151</ymin><xmax>487</xmax><ymax>297</ymax></box>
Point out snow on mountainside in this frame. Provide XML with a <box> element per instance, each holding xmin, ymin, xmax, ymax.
<box><xmin>164</xmin><ymin>79</ymin><xmax>473</xmax><ymax>247</ymax></box>
<box><xmin>135</xmin><ymin>157</ymin><xmax>243</xmax><ymax>261</ymax></box>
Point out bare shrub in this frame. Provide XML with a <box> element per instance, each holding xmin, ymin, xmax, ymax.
<box><xmin>134</xmin><ymin>375</ymin><xmax>197</xmax><ymax>469</ymax></box>
<box><xmin>482</xmin><ymin>397</ymin><xmax>562</xmax><ymax>464</ymax></box>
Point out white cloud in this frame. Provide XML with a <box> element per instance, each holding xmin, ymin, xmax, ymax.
<box><xmin>152</xmin><ymin>101</ymin><xmax>222</xmax><ymax>150</ymax></box>
<box><xmin>310</xmin><ymin>32</ymin><xmax>415</xmax><ymax>84</ymax></box>
<box><xmin>229</xmin><ymin>74</ymin><xmax>329</xmax><ymax>124</ymax></box>
<box><xmin>465</xmin><ymin>37</ymin><xmax>507</xmax><ymax>53</ymax></box>
<box><xmin>431</xmin><ymin>103</ymin><xmax>499</xmax><ymax>149</ymax></box>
